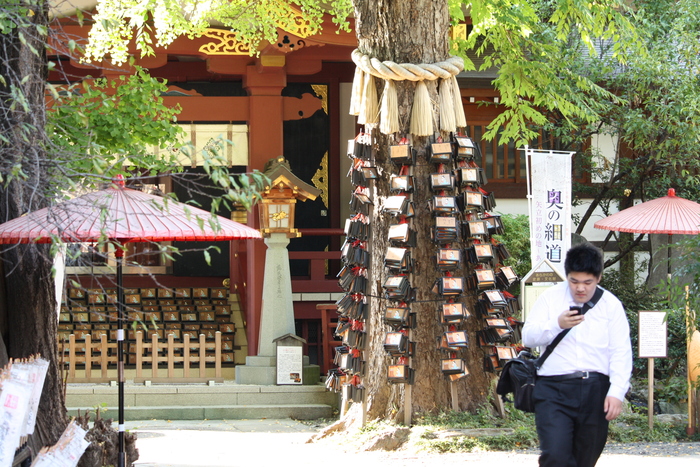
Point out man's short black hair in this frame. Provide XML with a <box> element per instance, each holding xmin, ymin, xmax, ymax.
<box><xmin>564</xmin><ymin>242</ymin><xmax>604</xmax><ymax>278</ymax></box>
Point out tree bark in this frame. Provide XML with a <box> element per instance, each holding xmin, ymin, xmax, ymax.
<box><xmin>354</xmin><ymin>0</ymin><xmax>490</xmax><ymax>422</ymax></box>
<box><xmin>0</xmin><ymin>0</ymin><xmax>68</xmax><ymax>452</ymax></box>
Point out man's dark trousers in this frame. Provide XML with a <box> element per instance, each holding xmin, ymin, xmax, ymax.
<box><xmin>533</xmin><ymin>374</ymin><xmax>611</xmax><ymax>467</ymax></box>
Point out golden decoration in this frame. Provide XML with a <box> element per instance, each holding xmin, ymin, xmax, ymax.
<box><xmin>199</xmin><ymin>29</ymin><xmax>252</xmax><ymax>55</ymax></box>
<box><xmin>311</xmin><ymin>84</ymin><xmax>328</xmax><ymax>114</ymax></box>
<box><xmin>198</xmin><ymin>1</ymin><xmax>315</xmax><ymax>56</ymax></box>
<box><xmin>311</xmin><ymin>151</ymin><xmax>329</xmax><ymax>209</ymax></box>
<box><xmin>222</xmin><ymin>278</ymin><xmax>231</xmax><ymax>288</ymax></box>
<box><xmin>274</xmin><ymin>0</ymin><xmax>315</xmax><ymax>38</ymax></box>
<box><xmin>271</xmin><ymin>211</ymin><xmax>288</xmax><ymax>221</ymax></box>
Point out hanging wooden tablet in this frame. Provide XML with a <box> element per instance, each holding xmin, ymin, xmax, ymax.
<box><xmin>441</xmin><ymin>302</ymin><xmax>470</xmax><ymax>324</ymax></box>
<box><xmin>383</xmin><ymin>275</ymin><xmax>413</xmax><ymax>301</ymax></box>
<box><xmin>436</xmin><ymin>248</ymin><xmax>461</xmax><ymax>270</ymax></box>
<box><xmin>455</xmin><ymin>135</ymin><xmax>477</xmax><ymax>160</ymax></box>
<box><xmin>430</xmin><ymin>173</ymin><xmax>455</xmax><ymax>191</ymax></box>
<box><xmin>496</xmin><ymin>266</ymin><xmax>519</xmax><ymax>289</ymax></box>
<box><xmin>456</xmin><ymin>167</ymin><xmax>484</xmax><ymax>187</ymax></box>
<box><xmin>384</xmin><ymin>247</ymin><xmax>412</xmax><ymax>273</ymax></box>
<box><xmin>388</xmin><ymin>223</ymin><xmax>417</xmax><ymax>246</ymax></box>
<box><xmin>469</xmin><ymin>268</ymin><xmax>496</xmax><ymax>290</ymax></box>
<box><xmin>387</xmin><ymin>364</ymin><xmax>415</xmax><ymax>384</ymax></box>
<box><xmin>432</xmin><ymin>216</ymin><xmax>460</xmax><ymax>243</ymax></box>
<box><xmin>383</xmin><ymin>195</ymin><xmax>414</xmax><ymax>217</ymax></box>
<box><xmin>441</xmin><ymin>358</ymin><xmax>466</xmax><ymax>375</ymax></box>
<box><xmin>484</xmin><ymin>215</ymin><xmax>505</xmax><ymax>235</ymax></box>
<box><xmin>431</xmin><ymin>196</ymin><xmax>457</xmax><ymax>214</ymax></box>
<box><xmin>389</xmin><ymin>144</ymin><xmax>415</xmax><ymax>165</ymax></box>
<box><xmin>383</xmin><ymin>305</ymin><xmax>414</xmax><ymax>328</ymax></box>
<box><xmin>390</xmin><ymin>174</ymin><xmax>414</xmax><ymax>193</ymax></box>
<box><xmin>464</xmin><ymin>219</ymin><xmax>489</xmax><ymax>238</ymax></box>
<box><xmin>430</xmin><ymin>142</ymin><xmax>454</xmax><ymax>164</ymax></box>
<box><xmin>433</xmin><ymin>276</ymin><xmax>464</xmax><ymax>297</ymax></box>
<box><xmin>384</xmin><ymin>332</ymin><xmax>409</xmax><ymax>354</ymax></box>
<box><xmin>443</xmin><ymin>330</ymin><xmax>469</xmax><ymax>347</ymax></box>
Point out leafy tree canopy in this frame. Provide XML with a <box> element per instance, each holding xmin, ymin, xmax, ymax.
<box><xmin>84</xmin><ymin>0</ymin><xmax>354</xmax><ymax>64</ymax></box>
<box><xmin>550</xmin><ymin>0</ymin><xmax>700</xmax><ymax>235</ymax></box>
<box><xmin>85</xmin><ymin>0</ymin><xmax>642</xmax><ymax>147</ymax></box>
<box><xmin>47</xmin><ymin>64</ymin><xmax>183</xmax><ymax>179</ymax></box>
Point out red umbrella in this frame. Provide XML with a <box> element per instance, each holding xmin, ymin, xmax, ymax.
<box><xmin>0</xmin><ymin>183</ymin><xmax>260</xmax><ymax>243</ymax></box>
<box><xmin>594</xmin><ymin>188</ymin><xmax>700</xmax><ymax>235</ymax></box>
<box><xmin>0</xmin><ymin>177</ymin><xmax>260</xmax><ymax>467</ymax></box>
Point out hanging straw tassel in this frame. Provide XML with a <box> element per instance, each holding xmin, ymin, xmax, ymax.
<box><xmin>349</xmin><ymin>67</ymin><xmax>365</xmax><ymax>116</ymax></box>
<box><xmin>439</xmin><ymin>78</ymin><xmax>456</xmax><ymax>133</ymax></box>
<box><xmin>410</xmin><ymin>80</ymin><xmax>433</xmax><ymax>136</ymax></box>
<box><xmin>359</xmin><ymin>73</ymin><xmax>379</xmax><ymax>125</ymax></box>
<box><xmin>451</xmin><ymin>75</ymin><xmax>467</xmax><ymax>128</ymax></box>
<box><xmin>380</xmin><ymin>79</ymin><xmax>400</xmax><ymax>135</ymax></box>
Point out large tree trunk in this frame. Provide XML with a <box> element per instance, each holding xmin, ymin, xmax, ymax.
<box><xmin>0</xmin><ymin>0</ymin><xmax>68</xmax><ymax>452</ymax></box>
<box><xmin>354</xmin><ymin>0</ymin><xmax>491</xmax><ymax>422</ymax></box>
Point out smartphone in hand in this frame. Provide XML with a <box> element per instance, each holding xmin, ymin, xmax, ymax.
<box><xmin>570</xmin><ymin>305</ymin><xmax>583</xmax><ymax>316</ymax></box>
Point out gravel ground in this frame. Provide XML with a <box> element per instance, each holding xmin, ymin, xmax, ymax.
<box><xmin>128</xmin><ymin>419</ymin><xmax>700</xmax><ymax>467</ymax></box>
<box><xmin>602</xmin><ymin>441</ymin><xmax>700</xmax><ymax>457</ymax></box>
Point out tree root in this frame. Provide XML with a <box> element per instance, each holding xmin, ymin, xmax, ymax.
<box><xmin>73</xmin><ymin>409</ymin><xmax>138</xmax><ymax>467</ymax></box>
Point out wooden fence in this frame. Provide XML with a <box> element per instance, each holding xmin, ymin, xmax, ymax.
<box><xmin>60</xmin><ymin>331</ymin><xmax>223</xmax><ymax>384</ymax></box>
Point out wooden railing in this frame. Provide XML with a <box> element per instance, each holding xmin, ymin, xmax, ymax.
<box><xmin>290</xmin><ymin>228</ymin><xmax>344</xmax><ymax>294</ymax></box>
<box><xmin>59</xmin><ymin>331</ymin><xmax>223</xmax><ymax>384</ymax></box>
<box><xmin>317</xmin><ymin>304</ymin><xmax>340</xmax><ymax>375</ymax></box>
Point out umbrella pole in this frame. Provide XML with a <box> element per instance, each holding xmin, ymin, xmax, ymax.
<box><xmin>116</xmin><ymin>247</ymin><xmax>126</xmax><ymax>467</ymax></box>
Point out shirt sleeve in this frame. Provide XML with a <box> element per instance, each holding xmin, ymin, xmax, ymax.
<box><xmin>606</xmin><ymin>297</ymin><xmax>633</xmax><ymax>401</ymax></box>
<box><xmin>522</xmin><ymin>286</ymin><xmax>565</xmax><ymax>348</ymax></box>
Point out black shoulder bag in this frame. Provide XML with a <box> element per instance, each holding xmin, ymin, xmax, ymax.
<box><xmin>496</xmin><ymin>287</ymin><xmax>604</xmax><ymax>413</ymax></box>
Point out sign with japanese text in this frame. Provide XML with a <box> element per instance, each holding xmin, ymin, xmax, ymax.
<box><xmin>638</xmin><ymin>311</ymin><xmax>667</xmax><ymax>358</ymax></box>
<box><xmin>528</xmin><ymin>148</ymin><xmax>575</xmax><ymax>278</ymax></box>
<box><xmin>276</xmin><ymin>345</ymin><xmax>303</xmax><ymax>385</ymax></box>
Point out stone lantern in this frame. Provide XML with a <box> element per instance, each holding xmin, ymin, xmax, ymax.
<box><xmin>236</xmin><ymin>156</ymin><xmax>320</xmax><ymax>385</ymax></box>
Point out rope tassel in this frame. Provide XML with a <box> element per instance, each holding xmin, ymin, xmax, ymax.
<box><xmin>410</xmin><ymin>81</ymin><xmax>433</xmax><ymax>136</ymax></box>
<box><xmin>349</xmin><ymin>49</ymin><xmax>467</xmax><ymax>136</ymax></box>
<box><xmin>380</xmin><ymin>79</ymin><xmax>400</xmax><ymax>135</ymax></box>
<box><xmin>358</xmin><ymin>73</ymin><xmax>378</xmax><ymax>125</ymax></box>
<box><xmin>439</xmin><ymin>78</ymin><xmax>456</xmax><ymax>133</ymax></box>
<box><xmin>451</xmin><ymin>75</ymin><xmax>467</xmax><ymax>128</ymax></box>
<box><xmin>349</xmin><ymin>67</ymin><xmax>365</xmax><ymax>116</ymax></box>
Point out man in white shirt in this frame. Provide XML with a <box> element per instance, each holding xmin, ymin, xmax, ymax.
<box><xmin>522</xmin><ymin>243</ymin><xmax>632</xmax><ymax>467</ymax></box>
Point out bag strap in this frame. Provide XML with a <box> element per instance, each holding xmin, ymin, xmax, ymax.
<box><xmin>535</xmin><ymin>286</ymin><xmax>604</xmax><ymax>369</ymax></box>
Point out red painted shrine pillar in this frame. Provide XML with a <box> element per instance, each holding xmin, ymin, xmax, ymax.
<box><xmin>243</xmin><ymin>64</ymin><xmax>286</xmax><ymax>356</ymax></box>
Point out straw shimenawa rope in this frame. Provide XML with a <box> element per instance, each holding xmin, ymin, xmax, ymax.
<box><xmin>349</xmin><ymin>49</ymin><xmax>467</xmax><ymax>136</ymax></box>
<box><xmin>351</xmin><ymin>49</ymin><xmax>464</xmax><ymax>82</ymax></box>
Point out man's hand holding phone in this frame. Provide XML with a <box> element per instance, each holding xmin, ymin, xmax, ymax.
<box><xmin>558</xmin><ymin>305</ymin><xmax>585</xmax><ymax>329</ymax></box>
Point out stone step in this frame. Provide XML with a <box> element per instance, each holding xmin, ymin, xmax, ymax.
<box><xmin>65</xmin><ymin>383</ymin><xmax>339</xmax><ymax>421</ymax></box>
<box><xmin>67</xmin><ymin>403</ymin><xmax>334</xmax><ymax>421</ymax></box>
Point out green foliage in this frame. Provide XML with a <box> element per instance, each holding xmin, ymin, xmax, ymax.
<box><xmin>607</xmin><ymin>413</ymin><xmax>681</xmax><ymax>443</ymax></box>
<box><xmin>84</xmin><ymin>0</ymin><xmax>645</xmax><ymax>154</ymax></box>
<box><xmin>493</xmin><ymin>213</ymin><xmax>531</xmax><ymax>289</ymax></box>
<box><xmin>417</xmin><ymin>404</ymin><xmax>534</xmax><ymax>429</ymax></box>
<box><xmin>634</xmin><ymin>375</ymin><xmax>689</xmax><ymax>409</ymax></box>
<box><xmin>422</xmin><ymin>426</ymin><xmax>538</xmax><ymax>452</ymax></box>
<box><xmin>45</xmin><ymin>64</ymin><xmax>267</xmax><ymax>210</ymax></box>
<box><xmin>658</xmin><ymin>237</ymin><xmax>700</xmax><ymax>334</ymax></box>
<box><xmin>413</xmin><ymin>406</ymin><xmax>538</xmax><ymax>452</ymax></box>
<box><xmin>47</xmin><ymin>64</ymin><xmax>184</xmax><ymax>177</ymax></box>
<box><xmin>374</xmin><ymin>405</ymin><xmax>688</xmax><ymax>453</ymax></box>
<box><xmin>601</xmin><ymin>269</ymin><xmax>688</xmax><ymax>381</ymax></box>
<box><xmin>453</xmin><ymin>0</ymin><xmax>639</xmax><ymax>146</ymax></box>
<box><xmin>85</xmin><ymin>0</ymin><xmax>353</xmax><ymax>65</ymax></box>
<box><xmin>0</xmin><ymin>4</ymin><xmax>28</xmax><ymax>35</ymax></box>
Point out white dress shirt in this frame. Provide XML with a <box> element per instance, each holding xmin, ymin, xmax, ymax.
<box><xmin>522</xmin><ymin>281</ymin><xmax>632</xmax><ymax>401</ymax></box>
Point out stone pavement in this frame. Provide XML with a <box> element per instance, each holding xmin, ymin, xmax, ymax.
<box><xmin>127</xmin><ymin>419</ymin><xmax>700</xmax><ymax>467</ymax></box>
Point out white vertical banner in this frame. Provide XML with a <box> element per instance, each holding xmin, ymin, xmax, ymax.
<box><xmin>527</xmin><ymin>148</ymin><xmax>575</xmax><ymax>278</ymax></box>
